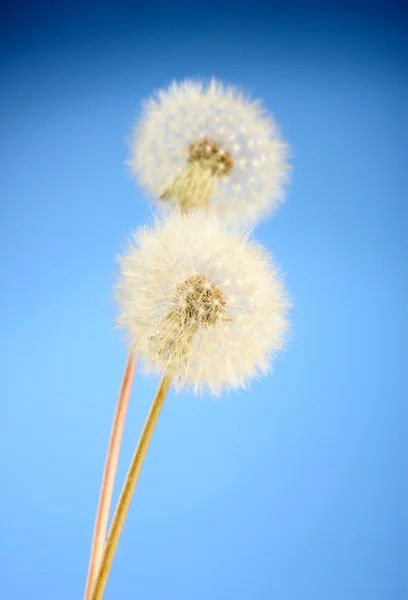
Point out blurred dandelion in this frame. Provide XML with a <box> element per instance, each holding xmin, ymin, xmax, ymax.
<box><xmin>129</xmin><ymin>79</ymin><xmax>290</xmax><ymax>227</ymax></box>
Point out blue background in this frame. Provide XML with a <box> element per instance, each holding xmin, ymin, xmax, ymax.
<box><xmin>1</xmin><ymin>2</ymin><xmax>406</xmax><ymax>599</ymax></box>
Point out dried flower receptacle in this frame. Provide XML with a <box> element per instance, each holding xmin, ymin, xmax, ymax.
<box><xmin>151</xmin><ymin>274</ymin><xmax>227</xmax><ymax>372</ymax></box>
<box><xmin>161</xmin><ymin>139</ymin><xmax>233</xmax><ymax>211</ymax></box>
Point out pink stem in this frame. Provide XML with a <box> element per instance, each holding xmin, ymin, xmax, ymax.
<box><xmin>83</xmin><ymin>354</ymin><xmax>137</xmax><ymax>600</ymax></box>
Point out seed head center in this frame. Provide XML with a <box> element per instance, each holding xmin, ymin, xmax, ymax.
<box><xmin>177</xmin><ymin>274</ymin><xmax>226</xmax><ymax>327</ymax></box>
<box><xmin>188</xmin><ymin>138</ymin><xmax>233</xmax><ymax>177</ymax></box>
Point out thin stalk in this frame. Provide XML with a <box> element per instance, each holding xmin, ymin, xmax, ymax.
<box><xmin>90</xmin><ymin>374</ymin><xmax>172</xmax><ymax>600</ymax></box>
<box><xmin>84</xmin><ymin>354</ymin><xmax>137</xmax><ymax>600</ymax></box>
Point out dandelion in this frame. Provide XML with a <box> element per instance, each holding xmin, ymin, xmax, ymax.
<box><xmin>129</xmin><ymin>79</ymin><xmax>290</xmax><ymax>227</ymax></box>
<box><xmin>89</xmin><ymin>211</ymin><xmax>291</xmax><ymax>600</ymax></box>
<box><xmin>116</xmin><ymin>210</ymin><xmax>291</xmax><ymax>395</ymax></box>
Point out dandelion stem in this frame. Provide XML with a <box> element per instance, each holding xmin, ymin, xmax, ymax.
<box><xmin>90</xmin><ymin>374</ymin><xmax>172</xmax><ymax>600</ymax></box>
<box><xmin>84</xmin><ymin>354</ymin><xmax>137</xmax><ymax>600</ymax></box>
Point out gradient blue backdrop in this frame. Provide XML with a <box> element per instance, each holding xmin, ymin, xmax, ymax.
<box><xmin>1</xmin><ymin>2</ymin><xmax>406</xmax><ymax>599</ymax></box>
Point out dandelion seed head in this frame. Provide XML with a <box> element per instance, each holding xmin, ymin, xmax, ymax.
<box><xmin>129</xmin><ymin>78</ymin><xmax>290</xmax><ymax>228</ymax></box>
<box><xmin>116</xmin><ymin>211</ymin><xmax>291</xmax><ymax>395</ymax></box>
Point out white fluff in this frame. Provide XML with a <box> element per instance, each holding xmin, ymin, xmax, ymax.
<box><xmin>129</xmin><ymin>79</ymin><xmax>290</xmax><ymax>228</ymax></box>
<box><xmin>116</xmin><ymin>211</ymin><xmax>291</xmax><ymax>395</ymax></box>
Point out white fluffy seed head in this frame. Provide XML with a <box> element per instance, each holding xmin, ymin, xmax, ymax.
<box><xmin>129</xmin><ymin>78</ymin><xmax>290</xmax><ymax>228</ymax></box>
<box><xmin>116</xmin><ymin>210</ymin><xmax>291</xmax><ymax>395</ymax></box>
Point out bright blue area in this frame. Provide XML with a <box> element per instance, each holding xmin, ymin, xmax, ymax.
<box><xmin>1</xmin><ymin>2</ymin><xmax>406</xmax><ymax>599</ymax></box>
